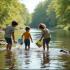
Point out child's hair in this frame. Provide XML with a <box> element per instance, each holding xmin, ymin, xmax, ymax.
<box><xmin>25</xmin><ymin>26</ymin><xmax>30</xmax><ymax>31</ymax></box>
<box><xmin>12</xmin><ymin>20</ymin><xmax>18</xmax><ymax>27</ymax></box>
<box><xmin>39</xmin><ymin>23</ymin><xmax>46</xmax><ymax>29</ymax></box>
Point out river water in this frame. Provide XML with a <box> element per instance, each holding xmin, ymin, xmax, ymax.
<box><xmin>0</xmin><ymin>29</ymin><xmax>70</xmax><ymax>70</ymax></box>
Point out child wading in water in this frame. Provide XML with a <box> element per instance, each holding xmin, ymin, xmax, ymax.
<box><xmin>39</xmin><ymin>23</ymin><xmax>51</xmax><ymax>52</ymax></box>
<box><xmin>22</xmin><ymin>26</ymin><xmax>33</xmax><ymax>50</ymax></box>
<box><xmin>5</xmin><ymin>21</ymin><xmax>18</xmax><ymax>50</ymax></box>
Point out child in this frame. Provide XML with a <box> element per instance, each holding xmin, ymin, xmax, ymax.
<box><xmin>4</xmin><ymin>20</ymin><xmax>18</xmax><ymax>50</ymax></box>
<box><xmin>39</xmin><ymin>23</ymin><xmax>51</xmax><ymax>52</ymax></box>
<box><xmin>22</xmin><ymin>26</ymin><xmax>33</xmax><ymax>50</ymax></box>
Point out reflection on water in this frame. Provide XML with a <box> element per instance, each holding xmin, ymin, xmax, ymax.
<box><xmin>42</xmin><ymin>52</ymin><xmax>49</xmax><ymax>64</ymax></box>
<box><xmin>41</xmin><ymin>52</ymin><xmax>50</xmax><ymax>68</ymax></box>
<box><xmin>5</xmin><ymin>50</ymin><xmax>15</xmax><ymax>70</ymax></box>
<box><xmin>0</xmin><ymin>29</ymin><xmax>70</xmax><ymax>69</ymax></box>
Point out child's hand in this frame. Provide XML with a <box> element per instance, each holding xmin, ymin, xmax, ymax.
<box><xmin>13</xmin><ymin>40</ymin><xmax>17</xmax><ymax>43</ymax></box>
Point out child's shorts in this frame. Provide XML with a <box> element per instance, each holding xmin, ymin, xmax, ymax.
<box><xmin>43</xmin><ymin>38</ymin><xmax>51</xmax><ymax>45</ymax></box>
<box><xmin>5</xmin><ymin>37</ymin><xmax>12</xmax><ymax>44</ymax></box>
<box><xmin>24</xmin><ymin>39</ymin><xmax>30</xmax><ymax>46</ymax></box>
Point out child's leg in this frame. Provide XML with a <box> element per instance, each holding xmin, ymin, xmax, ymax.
<box><xmin>24</xmin><ymin>39</ymin><xmax>30</xmax><ymax>50</ymax></box>
<box><xmin>28</xmin><ymin>46</ymin><xmax>30</xmax><ymax>50</ymax></box>
<box><xmin>5</xmin><ymin>38</ymin><xmax>12</xmax><ymax>50</ymax></box>
<box><xmin>24</xmin><ymin>42</ymin><xmax>27</xmax><ymax>50</ymax></box>
<box><xmin>8</xmin><ymin>44</ymin><xmax>12</xmax><ymax>50</ymax></box>
<box><xmin>24</xmin><ymin>40</ymin><xmax>28</xmax><ymax>50</ymax></box>
<box><xmin>25</xmin><ymin>46</ymin><xmax>27</xmax><ymax>50</ymax></box>
<box><xmin>43</xmin><ymin>39</ymin><xmax>45</xmax><ymax>51</ymax></box>
<box><xmin>47</xmin><ymin>43</ymin><xmax>49</xmax><ymax>52</ymax></box>
<box><xmin>28</xmin><ymin>43</ymin><xmax>30</xmax><ymax>50</ymax></box>
<box><xmin>6</xmin><ymin>44</ymin><xmax>12</xmax><ymax>50</ymax></box>
<box><xmin>46</xmin><ymin>38</ymin><xmax>50</xmax><ymax>52</ymax></box>
<box><xmin>27</xmin><ymin>39</ymin><xmax>30</xmax><ymax>50</ymax></box>
<box><xmin>6</xmin><ymin>44</ymin><xmax>9</xmax><ymax>50</ymax></box>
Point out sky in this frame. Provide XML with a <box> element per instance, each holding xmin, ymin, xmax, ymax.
<box><xmin>19</xmin><ymin>0</ymin><xmax>45</xmax><ymax>13</ymax></box>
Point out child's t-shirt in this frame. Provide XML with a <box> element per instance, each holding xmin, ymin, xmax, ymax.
<box><xmin>42</xmin><ymin>28</ymin><xmax>51</xmax><ymax>39</ymax></box>
<box><xmin>23</xmin><ymin>32</ymin><xmax>31</xmax><ymax>40</ymax></box>
<box><xmin>5</xmin><ymin>25</ymin><xmax>14</xmax><ymax>38</ymax></box>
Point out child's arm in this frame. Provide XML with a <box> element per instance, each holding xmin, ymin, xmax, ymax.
<box><xmin>40</xmin><ymin>31</ymin><xmax>44</xmax><ymax>41</ymax></box>
<box><xmin>30</xmin><ymin>34</ymin><xmax>33</xmax><ymax>42</ymax></box>
<box><xmin>12</xmin><ymin>32</ymin><xmax>16</xmax><ymax>43</ymax></box>
<box><xmin>22</xmin><ymin>33</ymin><xmax>23</xmax><ymax>38</ymax></box>
<box><xmin>21</xmin><ymin>33</ymin><xmax>25</xmax><ymax>38</ymax></box>
<box><xmin>40</xmin><ymin>34</ymin><xmax>44</xmax><ymax>41</ymax></box>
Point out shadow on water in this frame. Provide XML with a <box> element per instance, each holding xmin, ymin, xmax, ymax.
<box><xmin>0</xmin><ymin>29</ymin><xmax>70</xmax><ymax>69</ymax></box>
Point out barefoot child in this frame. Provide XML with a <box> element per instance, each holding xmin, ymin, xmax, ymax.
<box><xmin>39</xmin><ymin>23</ymin><xmax>51</xmax><ymax>52</ymax></box>
<box><xmin>22</xmin><ymin>26</ymin><xmax>33</xmax><ymax>50</ymax></box>
<box><xmin>4</xmin><ymin>21</ymin><xmax>18</xmax><ymax>50</ymax></box>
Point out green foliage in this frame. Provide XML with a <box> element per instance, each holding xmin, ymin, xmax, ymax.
<box><xmin>48</xmin><ymin>0</ymin><xmax>70</xmax><ymax>26</ymax></box>
<box><xmin>30</xmin><ymin>0</ymin><xmax>57</xmax><ymax>28</ymax></box>
<box><xmin>31</xmin><ymin>0</ymin><xmax>70</xmax><ymax>29</ymax></box>
<box><xmin>0</xmin><ymin>0</ymin><xmax>30</xmax><ymax>28</ymax></box>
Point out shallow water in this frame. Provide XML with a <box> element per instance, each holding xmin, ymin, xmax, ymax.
<box><xmin>0</xmin><ymin>29</ymin><xmax>70</xmax><ymax>69</ymax></box>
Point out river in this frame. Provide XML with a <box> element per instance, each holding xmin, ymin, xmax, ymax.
<box><xmin>0</xmin><ymin>29</ymin><xmax>70</xmax><ymax>69</ymax></box>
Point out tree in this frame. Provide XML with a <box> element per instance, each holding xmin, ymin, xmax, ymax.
<box><xmin>30</xmin><ymin>0</ymin><xmax>70</xmax><ymax>29</ymax></box>
<box><xmin>30</xmin><ymin>0</ymin><xmax>57</xmax><ymax>28</ymax></box>
<box><xmin>48</xmin><ymin>0</ymin><xmax>70</xmax><ymax>27</ymax></box>
<box><xmin>0</xmin><ymin>0</ymin><xmax>30</xmax><ymax>27</ymax></box>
